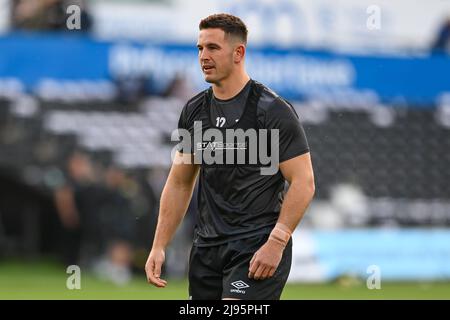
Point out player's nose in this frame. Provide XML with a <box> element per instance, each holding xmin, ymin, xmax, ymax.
<box><xmin>199</xmin><ymin>49</ymin><xmax>210</xmax><ymax>61</ymax></box>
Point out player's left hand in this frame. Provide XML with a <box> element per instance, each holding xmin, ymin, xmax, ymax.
<box><xmin>248</xmin><ymin>239</ymin><xmax>285</xmax><ymax>280</ymax></box>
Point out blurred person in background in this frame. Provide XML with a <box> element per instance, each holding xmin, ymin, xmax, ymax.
<box><xmin>54</xmin><ymin>152</ymin><xmax>141</xmax><ymax>284</ymax></box>
<box><xmin>12</xmin><ymin>0</ymin><xmax>92</xmax><ymax>31</ymax></box>
<box><xmin>92</xmin><ymin>165</ymin><xmax>137</xmax><ymax>285</ymax></box>
<box><xmin>127</xmin><ymin>169</ymin><xmax>159</xmax><ymax>274</ymax></box>
<box><xmin>115</xmin><ymin>75</ymin><xmax>150</xmax><ymax>105</ymax></box>
<box><xmin>54</xmin><ymin>152</ymin><xmax>105</xmax><ymax>267</ymax></box>
<box><xmin>432</xmin><ymin>17</ymin><xmax>450</xmax><ymax>54</ymax></box>
<box><xmin>163</xmin><ymin>73</ymin><xmax>197</xmax><ymax>102</ymax></box>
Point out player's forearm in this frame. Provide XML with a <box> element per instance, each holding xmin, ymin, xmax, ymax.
<box><xmin>277</xmin><ymin>178</ymin><xmax>315</xmax><ymax>233</ymax></box>
<box><xmin>151</xmin><ymin>180</ymin><xmax>196</xmax><ymax>250</ymax></box>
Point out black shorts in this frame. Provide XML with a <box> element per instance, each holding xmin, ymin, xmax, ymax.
<box><xmin>188</xmin><ymin>232</ymin><xmax>292</xmax><ymax>300</ymax></box>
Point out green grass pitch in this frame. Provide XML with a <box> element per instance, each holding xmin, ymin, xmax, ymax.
<box><xmin>1</xmin><ymin>261</ymin><xmax>449</xmax><ymax>300</ymax></box>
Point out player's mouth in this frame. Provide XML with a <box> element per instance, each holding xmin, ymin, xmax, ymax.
<box><xmin>202</xmin><ymin>65</ymin><xmax>215</xmax><ymax>73</ymax></box>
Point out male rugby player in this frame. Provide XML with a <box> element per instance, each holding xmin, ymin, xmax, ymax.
<box><xmin>145</xmin><ymin>13</ymin><xmax>315</xmax><ymax>300</ymax></box>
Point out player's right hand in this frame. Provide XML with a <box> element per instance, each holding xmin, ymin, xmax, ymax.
<box><xmin>145</xmin><ymin>248</ymin><xmax>167</xmax><ymax>288</ymax></box>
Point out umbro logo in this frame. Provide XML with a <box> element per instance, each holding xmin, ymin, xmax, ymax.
<box><xmin>231</xmin><ymin>280</ymin><xmax>249</xmax><ymax>289</ymax></box>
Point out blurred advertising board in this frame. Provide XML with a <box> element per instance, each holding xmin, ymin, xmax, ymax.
<box><xmin>289</xmin><ymin>228</ymin><xmax>450</xmax><ymax>282</ymax></box>
<box><xmin>0</xmin><ymin>34</ymin><xmax>449</xmax><ymax>105</ymax></box>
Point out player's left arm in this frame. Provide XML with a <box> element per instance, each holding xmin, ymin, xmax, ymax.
<box><xmin>248</xmin><ymin>152</ymin><xmax>315</xmax><ymax>280</ymax></box>
<box><xmin>277</xmin><ymin>152</ymin><xmax>315</xmax><ymax>232</ymax></box>
<box><xmin>249</xmin><ymin>97</ymin><xmax>315</xmax><ymax>280</ymax></box>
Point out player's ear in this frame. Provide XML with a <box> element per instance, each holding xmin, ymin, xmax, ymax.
<box><xmin>234</xmin><ymin>44</ymin><xmax>246</xmax><ymax>63</ymax></box>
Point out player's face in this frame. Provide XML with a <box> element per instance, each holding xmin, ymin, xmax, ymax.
<box><xmin>197</xmin><ymin>28</ymin><xmax>235</xmax><ymax>84</ymax></box>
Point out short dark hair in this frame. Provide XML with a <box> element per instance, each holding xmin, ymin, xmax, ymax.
<box><xmin>199</xmin><ymin>13</ymin><xmax>248</xmax><ymax>44</ymax></box>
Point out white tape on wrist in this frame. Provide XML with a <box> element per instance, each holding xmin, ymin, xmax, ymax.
<box><xmin>268</xmin><ymin>223</ymin><xmax>292</xmax><ymax>247</ymax></box>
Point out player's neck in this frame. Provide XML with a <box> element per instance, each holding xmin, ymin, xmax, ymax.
<box><xmin>212</xmin><ymin>72</ymin><xmax>250</xmax><ymax>100</ymax></box>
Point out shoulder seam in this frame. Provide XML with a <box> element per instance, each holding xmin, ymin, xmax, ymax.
<box><xmin>186</xmin><ymin>89</ymin><xmax>207</xmax><ymax>107</ymax></box>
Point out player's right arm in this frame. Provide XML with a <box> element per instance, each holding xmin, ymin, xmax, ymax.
<box><xmin>145</xmin><ymin>151</ymin><xmax>200</xmax><ymax>287</ymax></box>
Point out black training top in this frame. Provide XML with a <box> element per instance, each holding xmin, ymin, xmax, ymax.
<box><xmin>177</xmin><ymin>79</ymin><xmax>309</xmax><ymax>247</ymax></box>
